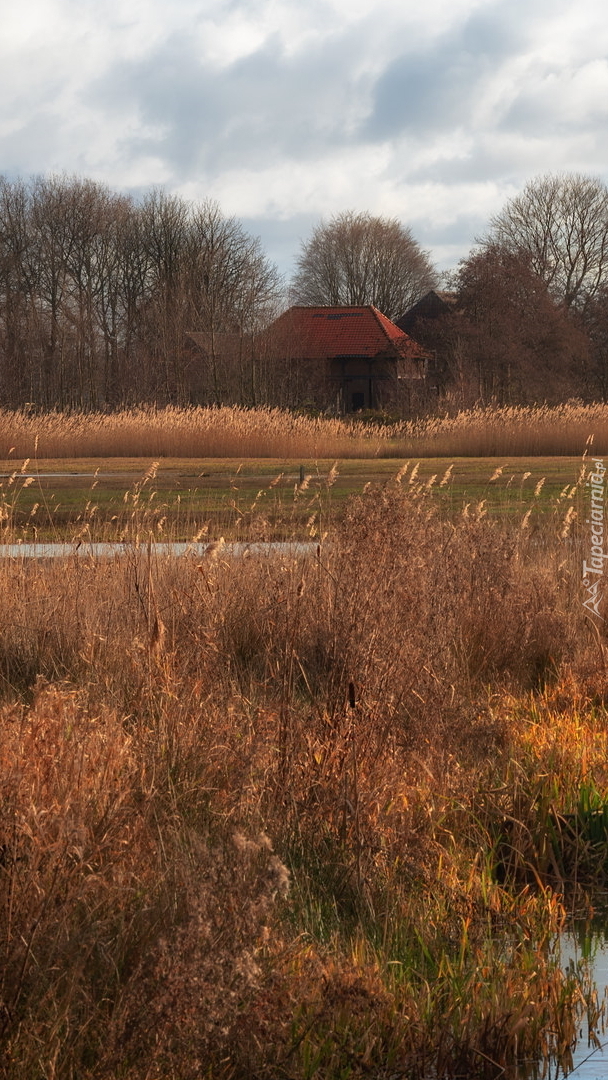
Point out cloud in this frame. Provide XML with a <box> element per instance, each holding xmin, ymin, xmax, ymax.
<box><xmin>1</xmin><ymin>0</ymin><xmax>607</xmax><ymax>280</ymax></box>
<box><xmin>85</xmin><ymin>20</ymin><xmax>381</xmax><ymax>182</ymax></box>
<box><xmin>501</xmin><ymin>59</ymin><xmax>608</xmax><ymax>137</ymax></box>
<box><xmin>365</xmin><ymin>5</ymin><xmax>524</xmax><ymax>141</ymax></box>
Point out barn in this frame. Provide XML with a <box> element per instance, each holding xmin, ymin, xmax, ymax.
<box><xmin>264</xmin><ymin>305</ymin><xmax>430</xmax><ymax>413</ymax></box>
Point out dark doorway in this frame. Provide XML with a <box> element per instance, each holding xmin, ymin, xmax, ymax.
<box><xmin>351</xmin><ymin>391</ymin><xmax>365</xmax><ymax>411</ymax></box>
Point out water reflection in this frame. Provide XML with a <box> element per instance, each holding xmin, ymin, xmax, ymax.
<box><xmin>544</xmin><ymin>930</ymin><xmax>608</xmax><ymax>1079</ymax></box>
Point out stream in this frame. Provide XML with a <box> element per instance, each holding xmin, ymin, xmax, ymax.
<box><xmin>0</xmin><ymin>540</ymin><xmax>315</xmax><ymax>559</ymax></box>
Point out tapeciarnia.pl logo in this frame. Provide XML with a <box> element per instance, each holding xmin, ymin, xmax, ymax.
<box><xmin>582</xmin><ymin>458</ymin><xmax>606</xmax><ymax>620</ymax></box>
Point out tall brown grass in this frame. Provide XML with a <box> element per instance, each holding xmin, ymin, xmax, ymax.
<box><xmin>394</xmin><ymin>401</ymin><xmax>608</xmax><ymax>457</ymax></box>
<box><xmin>0</xmin><ymin>405</ymin><xmax>391</xmax><ymax>460</ymax></box>
<box><xmin>1</xmin><ymin>400</ymin><xmax>608</xmax><ymax>460</ymax></box>
<box><xmin>0</xmin><ymin>481</ymin><xmax>605</xmax><ymax>1077</ymax></box>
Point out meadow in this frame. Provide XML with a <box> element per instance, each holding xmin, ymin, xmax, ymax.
<box><xmin>1</xmin><ymin>404</ymin><xmax>608</xmax><ymax>1078</ymax></box>
<box><xmin>0</xmin><ymin>453</ymin><xmax>591</xmax><ymax>542</ymax></box>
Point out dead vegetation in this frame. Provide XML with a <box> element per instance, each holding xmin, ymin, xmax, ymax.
<box><xmin>0</xmin><ymin>476</ymin><xmax>606</xmax><ymax>1077</ymax></box>
<box><xmin>1</xmin><ymin>400</ymin><xmax>608</xmax><ymax>461</ymax></box>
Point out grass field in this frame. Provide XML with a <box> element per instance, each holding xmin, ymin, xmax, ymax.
<box><xmin>0</xmin><ymin>454</ymin><xmax>590</xmax><ymax>540</ymax></box>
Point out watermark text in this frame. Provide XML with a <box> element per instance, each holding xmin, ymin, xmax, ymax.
<box><xmin>583</xmin><ymin>458</ymin><xmax>606</xmax><ymax>619</ymax></box>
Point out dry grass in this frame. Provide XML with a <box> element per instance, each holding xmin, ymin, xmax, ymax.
<box><xmin>0</xmin><ymin>480</ymin><xmax>606</xmax><ymax>1077</ymax></box>
<box><xmin>0</xmin><ymin>405</ymin><xmax>393</xmax><ymax>461</ymax></box>
<box><xmin>400</xmin><ymin>402</ymin><xmax>608</xmax><ymax>457</ymax></box>
<box><xmin>2</xmin><ymin>400</ymin><xmax>608</xmax><ymax>461</ymax></box>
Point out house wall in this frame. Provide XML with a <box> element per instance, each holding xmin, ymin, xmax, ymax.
<box><xmin>330</xmin><ymin>357</ymin><xmax>378</xmax><ymax>411</ymax></box>
<box><xmin>258</xmin><ymin>349</ymin><xmax>426</xmax><ymax>415</ymax></box>
<box><xmin>329</xmin><ymin>356</ymin><xmax>425</xmax><ymax>413</ymax></box>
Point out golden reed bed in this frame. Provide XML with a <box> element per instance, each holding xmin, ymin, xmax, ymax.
<box><xmin>1</xmin><ymin>400</ymin><xmax>608</xmax><ymax>460</ymax></box>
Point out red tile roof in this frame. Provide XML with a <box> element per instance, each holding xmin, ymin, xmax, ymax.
<box><xmin>268</xmin><ymin>306</ymin><xmax>429</xmax><ymax>361</ymax></box>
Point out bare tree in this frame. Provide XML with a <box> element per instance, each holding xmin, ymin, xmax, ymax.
<box><xmin>584</xmin><ymin>286</ymin><xmax>608</xmax><ymax>400</ymax></box>
<box><xmin>0</xmin><ymin>177</ymin><xmax>32</xmax><ymax>405</ymax></box>
<box><xmin>22</xmin><ymin>176</ymin><xmax>137</xmax><ymax>408</ymax></box>
<box><xmin>291</xmin><ymin>211</ymin><xmax>437</xmax><ymax>320</ymax></box>
<box><xmin>133</xmin><ymin>194</ymin><xmax>282</xmax><ymax>405</ymax></box>
<box><xmin>453</xmin><ymin>245</ymin><xmax>590</xmax><ymax>405</ymax></box>
<box><xmin>185</xmin><ymin>200</ymin><xmax>281</xmax><ymax>403</ymax></box>
<box><xmin>61</xmin><ymin>178</ymin><xmax>130</xmax><ymax>409</ymax></box>
<box><xmin>0</xmin><ymin>176</ymin><xmax>281</xmax><ymax>408</ymax></box>
<box><xmin>486</xmin><ymin>173</ymin><xmax>608</xmax><ymax>313</ymax></box>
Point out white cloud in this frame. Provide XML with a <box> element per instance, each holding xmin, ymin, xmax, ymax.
<box><xmin>0</xmin><ymin>0</ymin><xmax>607</xmax><ymax>279</ymax></box>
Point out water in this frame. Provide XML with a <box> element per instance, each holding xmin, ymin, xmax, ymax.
<box><xmin>545</xmin><ymin>932</ymin><xmax>608</xmax><ymax>1079</ymax></box>
<box><xmin>0</xmin><ymin>540</ymin><xmax>316</xmax><ymax>559</ymax></box>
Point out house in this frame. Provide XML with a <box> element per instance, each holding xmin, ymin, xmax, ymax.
<box><xmin>395</xmin><ymin>291</ymin><xmax>461</xmax><ymax>397</ymax></box>
<box><xmin>263</xmin><ymin>305</ymin><xmax>431</xmax><ymax>413</ymax></box>
<box><xmin>395</xmin><ymin>291</ymin><xmax>459</xmax><ymax>336</ymax></box>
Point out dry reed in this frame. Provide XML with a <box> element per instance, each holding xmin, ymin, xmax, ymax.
<box><xmin>0</xmin><ymin>480</ymin><xmax>605</xmax><ymax>1077</ymax></box>
<box><xmin>2</xmin><ymin>400</ymin><xmax>608</xmax><ymax>461</ymax></box>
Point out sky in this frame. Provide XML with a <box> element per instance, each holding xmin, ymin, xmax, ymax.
<box><xmin>2</xmin><ymin>0</ymin><xmax>608</xmax><ymax>286</ymax></box>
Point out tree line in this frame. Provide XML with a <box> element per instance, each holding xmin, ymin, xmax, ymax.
<box><xmin>0</xmin><ymin>176</ymin><xmax>281</xmax><ymax>409</ymax></box>
<box><xmin>1</xmin><ymin>171</ymin><xmax>608</xmax><ymax>411</ymax></box>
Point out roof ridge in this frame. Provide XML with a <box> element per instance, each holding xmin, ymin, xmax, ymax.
<box><xmin>287</xmin><ymin>304</ymin><xmax>372</xmax><ymax>313</ymax></box>
<box><xmin>369</xmin><ymin>305</ymin><xmax>408</xmax><ymax>341</ymax></box>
